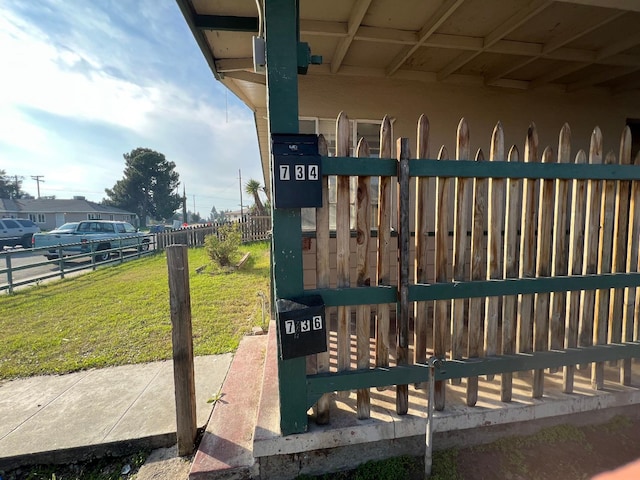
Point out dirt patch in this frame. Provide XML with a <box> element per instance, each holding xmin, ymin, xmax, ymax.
<box><xmin>134</xmin><ymin>445</ymin><xmax>192</xmax><ymax>480</ymax></box>
<box><xmin>451</xmin><ymin>416</ymin><xmax>640</xmax><ymax>480</ymax></box>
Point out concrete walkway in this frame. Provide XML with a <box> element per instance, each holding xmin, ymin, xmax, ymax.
<box><xmin>0</xmin><ymin>354</ymin><xmax>233</xmax><ymax>471</ymax></box>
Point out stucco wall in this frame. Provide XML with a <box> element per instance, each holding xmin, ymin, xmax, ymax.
<box><xmin>298</xmin><ymin>75</ymin><xmax>640</xmax><ymax>160</ymax></box>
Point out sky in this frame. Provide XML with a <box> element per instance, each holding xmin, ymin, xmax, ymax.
<box><xmin>0</xmin><ymin>0</ymin><xmax>263</xmax><ymax>216</ymax></box>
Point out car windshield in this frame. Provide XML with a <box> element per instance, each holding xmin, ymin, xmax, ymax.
<box><xmin>51</xmin><ymin>223</ymin><xmax>79</xmax><ymax>233</ymax></box>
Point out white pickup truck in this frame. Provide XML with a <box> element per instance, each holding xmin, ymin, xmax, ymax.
<box><xmin>32</xmin><ymin>220</ymin><xmax>150</xmax><ymax>261</ymax></box>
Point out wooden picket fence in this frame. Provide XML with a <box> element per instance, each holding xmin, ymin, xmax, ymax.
<box><xmin>307</xmin><ymin>112</ymin><xmax>640</xmax><ymax>423</ymax></box>
<box><xmin>155</xmin><ymin>216</ymin><xmax>271</xmax><ymax>250</ymax></box>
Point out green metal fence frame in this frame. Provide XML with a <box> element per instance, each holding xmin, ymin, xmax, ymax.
<box><xmin>265</xmin><ymin>0</ymin><xmax>640</xmax><ymax>436</ymax></box>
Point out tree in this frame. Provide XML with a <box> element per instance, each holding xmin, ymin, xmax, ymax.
<box><xmin>104</xmin><ymin>148</ymin><xmax>181</xmax><ymax>228</ymax></box>
<box><xmin>245</xmin><ymin>179</ymin><xmax>266</xmax><ymax>216</ymax></box>
<box><xmin>0</xmin><ymin>171</ymin><xmax>29</xmax><ymax>199</ymax></box>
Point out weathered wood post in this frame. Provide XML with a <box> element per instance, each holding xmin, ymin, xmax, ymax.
<box><xmin>166</xmin><ymin>244</ymin><xmax>197</xmax><ymax>456</ymax></box>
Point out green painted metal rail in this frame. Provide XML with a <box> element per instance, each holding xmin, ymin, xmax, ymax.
<box><xmin>306</xmin><ymin>272</ymin><xmax>640</xmax><ymax>306</ymax></box>
<box><xmin>322</xmin><ymin>156</ymin><xmax>640</xmax><ymax>180</ymax></box>
<box><xmin>306</xmin><ymin>342</ymin><xmax>640</xmax><ymax>408</ymax></box>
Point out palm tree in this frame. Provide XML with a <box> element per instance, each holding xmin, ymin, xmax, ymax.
<box><xmin>245</xmin><ymin>179</ymin><xmax>266</xmax><ymax>215</ymax></box>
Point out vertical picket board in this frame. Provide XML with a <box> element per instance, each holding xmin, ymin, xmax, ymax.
<box><xmin>434</xmin><ymin>145</ymin><xmax>450</xmax><ymax>411</ymax></box>
<box><xmin>356</xmin><ymin>138</ymin><xmax>372</xmax><ymax>419</ymax></box>
<box><xmin>501</xmin><ymin>145</ymin><xmax>520</xmax><ymax>402</ymax></box>
<box><xmin>622</xmin><ymin>147</ymin><xmax>640</xmax><ymax>385</ymax></box>
<box><xmin>467</xmin><ymin>148</ymin><xmax>486</xmax><ymax>406</ymax></box>
<box><xmin>549</xmin><ymin>124</ymin><xmax>571</xmax><ymax>372</ymax></box>
<box><xmin>376</xmin><ymin>116</ymin><xmax>393</xmax><ymax>380</ymax></box>
<box><xmin>452</xmin><ymin>119</ymin><xmax>471</xmax><ymax>384</ymax></box>
<box><xmin>396</xmin><ymin>138</ymin><xmax>411</xmax><ymax>415</ymax></box>
<box><xmin>592</xmin><ymin>150</ymin><xmax>617</xmax><ymax>390</ymax></box>
<box><xmin>315</xmin><ymin>134</ymin><xmax>331</xmax><ymax>424</ymax></box>
<box><xmin>563</xmin><ymin>150</ymin><xmax>587</xmax><ymax>393</ymax></box>
<box><xmin>518</xmin><ymin>125</ymin><xmax>539</xmax><ymax>363</ymax></box>
<box><xmin>579</xmin><ymin>127</ymin><xmax>603</xmax><ymax>369</ymax></box>
<box><xmin>415</xmin><ymin>115</ymin><xmax>430</xmax><ymax>381</ymax></box>
<box><xmin>485</xmin><ymin>122</ymin><xmax>505</xmax><ymax>382</ymax></box>
<box><xmin>609</xmin><ymin>127</ymin><xmax>632</xmax><ymax>369</ymax></box>
<box><xmin>336</xmin><ymin>112</ymin><xmax>351</xmax><ymax>394</ymax></box>
<box><xmin>532</xmin><ymin>146</ymin><xmax>555</xmax><ymax>398</ymax></box>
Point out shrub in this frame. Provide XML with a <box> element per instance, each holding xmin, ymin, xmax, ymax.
<box><xmin>205</xmin><ymin>223</ymin><xmax>242</xmax><ymax>267</ymax></box>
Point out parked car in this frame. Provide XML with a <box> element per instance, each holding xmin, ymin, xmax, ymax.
<box><xmin>0</xmin><ymin>218</ymin><xmax>41</xmax><ymax>250</ymax></box>
<box><xmin>32</xmin><ymin>220</ymin><xmax>149</xmax><ymax>261</ymax></box>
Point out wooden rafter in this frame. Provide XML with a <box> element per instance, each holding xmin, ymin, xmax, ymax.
<box><xmin>437</xmin><ymin>0</ymin><xmax>553</xmax><ymax>81</ymax></box>
<box><xmin>300</xmin><ymin>22</ymin><xmax>640</xmax><ymax>70</ymax></box>
<box><xmin>567</xmin><ymin>66</ymin><xmax>640</xmax><ymax>92</ymax></box>
<box><xmin>486</xmin><ymin>11</ymin><xmax>625</xmax><ymax>86</ymax></box>
<box><xmin>531</xmin><ymin>30</ymin><xmax>640</xmax><ymax>88</ymax></box>
<box><xmin>385</xmin><ymin>0</ymin><xmax>465</xmax><ymax>76</ymax></box>
<box><xmin>330</xmin><ymin>0</ymin><xmax>372</xmax><ymax>74</ymax></box>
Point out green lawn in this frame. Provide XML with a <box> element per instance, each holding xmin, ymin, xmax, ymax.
<box><xmin>0</xmin><ymin>242</ymin><xmax>270</xmax><ymax>380</ymax></box>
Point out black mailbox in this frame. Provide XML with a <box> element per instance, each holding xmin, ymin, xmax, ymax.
<box><xmin>272</xmin><ymin>133</ymin><xmax>322</xmax><ymax>209</ymax></box>
<box><xmin>276</xmin><ymin>295</ymin><xmax>327</xmax><ymax>360</ymax></box>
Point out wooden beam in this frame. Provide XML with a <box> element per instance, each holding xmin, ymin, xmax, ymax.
<box><xmin>300</xmin><ymin>19</ymin><xmax>347</xmax><ymax>37</ymax></box>
<box><xmin>486</xmin><ymin>11</ymin><xmax>625</xmax><ymax>85</ymax></box>
<box><xmin>193</xmin><ymin>14</ymin><xmax>258</xmax><ymax>32</ymax></box>
<box><xmin>386</xmin><ymin>0</ymin><xmax>465</xmax><ymax>76</ymax></box>
<box><xmin>224</xmin><ymin>70</ymin><xmax>267</xmax><ymax>85</ymax></box>
<box><xmin>216</xmin><ymin>57</ymin><xmax>254</xmax><ymax>72</ymax></box>
<box><xmin>532</xmin><ymin>30</ymin><xmax>640</xmax><ymax>87</ymax></box>
<box><xmin>302</xmin><ymin>19</ymin><xmax>640</xmax><ymax>69</ymax></box>
<box><xmin>554</xmin><ymin>0</ymin><xmax>640</xmax><ymax>12</ymax></box>
<box><xmin>330</xmin><ymin>0</ymin><xmax>372</xmax><ymax>74</ymax></box>
<box><xmin>567</xmin><ymin>66</ymin><xmax>640</xmax><ymax>91</ymax></box>
<box><xmin>437</xmin><ymin>0</ymin><xmax>552</xmax><ymax>81</ymax></box>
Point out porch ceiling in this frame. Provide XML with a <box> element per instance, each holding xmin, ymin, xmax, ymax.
<box><xmin>177</xmin><ymin>0</ymin><xmax>640</xmax><ymax>195</ymax></box>
<box><xmin>179</xmin><ymin>0</ymin><xmax>640</xmax><ymax>106</ymax></box>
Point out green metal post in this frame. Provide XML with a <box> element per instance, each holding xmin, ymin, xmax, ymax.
<box><xmin>264</xmin><ymin>0</ymin><xmax>308</xmax><ymax>435</ymax></box>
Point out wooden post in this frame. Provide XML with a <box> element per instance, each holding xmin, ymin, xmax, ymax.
<box><xmin>549</xmin><ymin>125</ymin><xmax>571</xmax><ymax>374</ymax></box>
<box><xmin>468</xmin><ymin>148</ymin><xmax>486</xmax><ymax>406</ymax></box>
<box><xmin>622</xmin><ymin>146</ymin><xmax>640</xmax><ymax>386</ymax></box>
<box><xmin>314</xmin><ymin>134</ymin><xmax>331</xmax><ymax>424</ymax></box>
<box><xmin>396</xmin><ymin>137</ymin><xmax>411</xmax><ymax>415</ymax></box>
<box><xmin>167</xmin><ymin>245</ymin><xmax>197</xmax><ymax>456</ymax></box>
<box><xmin>517</xmin><ymin>125</ymin><xmax>538</xmax><ymax>368</ymax></box>
<box><xmin>592</xmin><ymin>150</ymin><xmax>616</xmax><ymax>390</ymax></box>
<box><xmin>376</xmin><ymin>116</ymin><xmax>393</xmax><ymax>384</ymax></box>
<box><xmin>532</xmin><ymin>147</ymin><xmax>555</xmax><ymax>399</ymax></box>
<box><xmin>501</xmin><ymin>145</ymin><xmax>520</xmax><ymax>402</ymax></box>
<box><xmin>609</xmin><ymin>127</ymin><xmax>632</xmax><ymax>370</ymax></box>
<box><xmin>336</xmin><ymin>112</ymin><xmax>351</xmax><ymax>398</ymax></box>
<box><xmin>414</xmin><ymin>114</ymin><xmax>430</xmax><ymax>381</ymax></box>
<box><xmin>486</xmin><ymin>122</ymin><xmax>505</xmax><ymax>382</ymax></box>
<box><xmin>356</xmin><ymin>137</ymin><xmax>371</xmax><ymax>419</ymax></box>
<box><xmin>452</xmin><ymin>118</ymin><xmax>471</xmax><ymax>385</ymax></box>
<box><xmin>433</xmin><ymin>145</ymin><xmax>450</xmax><ymax>411</ymax></box>
<box><xmin>563</xmin><ymin>150</ymin><xmax>587</xmax><ymax>393</ymax></box>
<box><xmin>580</xmin><ymin>127</ymin><xmax>603</xmax><ymax>372</ymax></box>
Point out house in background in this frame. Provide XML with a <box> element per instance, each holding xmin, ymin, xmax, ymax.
<box><xmin>0</xmin><ymin>196</ymin><xmax>138</xmax><ymax>230</ymax></box>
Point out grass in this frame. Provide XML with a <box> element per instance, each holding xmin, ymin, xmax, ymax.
<box><xmin>296</xmin><ymin>455</ymin><xmax>424</xmax><ymax>480</ymax></box>
<box><xmin>0</xmin><ymin>241</ymin><xmax>270</xmax><ymax>380</ymax></box>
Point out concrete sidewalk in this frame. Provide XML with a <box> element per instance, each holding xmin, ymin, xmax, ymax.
<box><xmin>0</xmin><ymin>354</ymin><xmax>233</xmax><ymax>471</ymax></box>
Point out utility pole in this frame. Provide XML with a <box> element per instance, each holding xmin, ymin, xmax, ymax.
<box><xmin>182</xmin><ymin>185</ymin><xmax>188</xmax><ymax>224</ymax></box>
<box><xmin>31</xmin><ymin>175</ymin><xmax>45</xmax><ymax>198</ymax></box>
<box><xmin>239</xmin><ymin>169</ymin><xmax>244</xmax><ymax>219</ymax></box>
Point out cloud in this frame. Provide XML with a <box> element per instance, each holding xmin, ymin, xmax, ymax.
<box><xmin>0</xmin><ymin>0</ymin><xmax>264</xmax><ymax>214</ymax></box>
